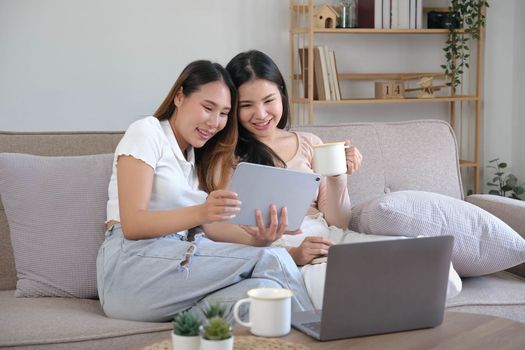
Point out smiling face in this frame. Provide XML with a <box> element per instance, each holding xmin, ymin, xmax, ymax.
<box><xmin>238</xmin><ymin>79</ymin><xmax>283</xmax><ymax>140</ymax></box>
<box><xmin>171</xmin><ymin>80</ymin><xmax>231</xmax><ymax>151</ymax></box>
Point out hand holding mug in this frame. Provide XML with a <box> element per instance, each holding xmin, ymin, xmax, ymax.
<box><xmin>313</xmin><ymin>140</ymin><xmax>362</xmax><ymax>176</ymax></box>
<box><xmin>344</xmin><ymin>139</ymin><xmax>363</xmax><ymax>175</ymax></box>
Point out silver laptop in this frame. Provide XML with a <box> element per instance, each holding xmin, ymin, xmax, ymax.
<box><xmin>292</xmin><ymin>235</ymin><xmax>454</xmax><ymax>341</ymax></box>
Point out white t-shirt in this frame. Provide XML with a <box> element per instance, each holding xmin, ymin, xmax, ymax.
<box><xmin>106</xmin><ymin>116</ymin><xmax>207</xmax><ymax>237</ymax></box>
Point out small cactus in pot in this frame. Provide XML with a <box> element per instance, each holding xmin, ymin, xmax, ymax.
<box><xmin>199</xmin><ymin>301</ymin><xmax>234</xmax><ymax>350</ymax></box>
<box><xmin>171</xmin><ymin>311</ymin><xmax>201</xmax><ymax>350</ymax></box>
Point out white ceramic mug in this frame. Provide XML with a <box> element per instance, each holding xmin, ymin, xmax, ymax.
<box><xmin>233</xmin><ymin>288</ymin><xmax>293</xmax><ymax>337</ymax></box>
<box><xmin>313</xmin><ymin>141</ymin><xmax>347</xmax><ymax>176</ymax></box>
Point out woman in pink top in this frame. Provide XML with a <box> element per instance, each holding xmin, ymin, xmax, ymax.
<box><xmin>225</xmin><ymin>50</ymin><xmax>363</xmax><ymax>266</ymax></box>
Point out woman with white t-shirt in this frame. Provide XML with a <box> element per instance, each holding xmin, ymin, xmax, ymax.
<box><xmin>96</xmin><ymin>60</ymin><xmax>313</xmax><ymax>322</ymax></box>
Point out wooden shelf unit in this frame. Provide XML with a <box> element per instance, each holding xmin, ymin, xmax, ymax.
<box><xmin>289</xmin><ymin>0</ymin><xmax>485</xmax><ymax>193</ymax></box>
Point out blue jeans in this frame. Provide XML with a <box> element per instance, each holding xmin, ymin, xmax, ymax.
<box><xmin>96</xmin><ymin>225</ymin><xmax>313</xmax><ymax>322</ymax></box>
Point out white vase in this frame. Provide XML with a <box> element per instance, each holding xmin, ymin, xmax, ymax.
<box><xmin>199</xmin><ymin>336</ymin><xmax>234</xmax><ymax>350</ymax></box>
<box><xmin>171</xmin><ymin>332</ymin><xmax>200</xmax><ymax>350</ymax></box>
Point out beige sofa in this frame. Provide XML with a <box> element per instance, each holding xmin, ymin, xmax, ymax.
<box><xmin>1</xmin><ymin>120</ymin><xmax>524</xmax><ymax>349</ymax></box>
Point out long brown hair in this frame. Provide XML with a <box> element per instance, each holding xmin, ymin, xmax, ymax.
<box><xmin>153</xmin><ymin>60</ymin><xmax>238</xmax><ymax>192</ymax></box>
<box><xmin>226</xmin><ymin>50</ymin><xmax>290</xmax><ymax>168</ymax></box>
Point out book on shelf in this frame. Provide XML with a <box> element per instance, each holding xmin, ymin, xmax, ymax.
<box><xmin>415</xmin><ymin>0</ymin><xmax>422</xmax><ymax>29</ymax></box>
<box><xmin>307</xmin><ymin>46</ymin><xmax>342</xmax><ymax>101</ymax></box>
<box><xmin>408</xmin><ymin>0</ymin><xmax>422</xmax><ymax>29</ymax></box>
<box><xmin>313</xmin><ymin>46</ymin><xmax>329</xmax><ymax>100</ymax></box>
<box><xmin>391</xmin><ymin>0</ymin><xmax>399</xmax><ymax>29</ymax></box>
<box><xmin>298</xmin><ymin>48</ymin><xmax>317</xmax><ymax>99</ymax></box>
<box><xmin>409</xmin><ymin>0</ymin><xmax>416</xmax><ymax>28</ymax></box>
<box><xmin>374</xmin><ymin>0</ymin><xmax>382</xmax><ymax>28</ymax></box>
<box><xmin>322</xmin><ymin>46</ymin><xmax>336</xmax><ymax>100</ymax></box>
<box><xmin>382</xmin><ymin>0</ymin><xmax>391</xmax><ymax>28</ymax></box>
<box><xmin>328</xmin><ymin>49</ymin><xmax>341</xmax><ymax>100</ymax></box>
<box><xmin>375</xmin><ymin>0</ymin><xmax>423</xmax><ymax>29</ymax></box>
<box><xmin>398</xmin><ymin>0</ymin><xmax>410</xmax><ymax>29</ymax></box>
<box><xmin>358</xmin><ymin>0</ymin><xmax>375</xmax><ymax>28</ymax></box>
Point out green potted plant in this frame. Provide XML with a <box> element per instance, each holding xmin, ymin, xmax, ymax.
<box><xmin>171</xmin><ymin>311</ymin><xmax>201</xmax><ymax>350</ymax></box>
<box><xmin>441</xmin><ymin>0</ymin><xmax>489</xmax><ymax>94</ymax></box>
<box><xmin>201</xmin><ymin>299</ymin><xmax>227</xmax><ymax>319</ymax></box>
<box><xmin>486</xmin><ymin>158</ymin><xmax>525</xmax><ymax>200</ymax></box>
<box><xmin>199</xmin><ymin>316</ymin><xmax>234</xmax><ymax>350</ymax></box>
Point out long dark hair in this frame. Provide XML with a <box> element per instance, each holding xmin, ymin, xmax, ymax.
<box><xmin>226</xmin><ymin>50</ymin><xmax>290</xmax><ymax>168</ymax></box>
<box><xmin>153</xmin><ymin>60</ymin><xmax>238</xmax><ymax>192</ymax></box>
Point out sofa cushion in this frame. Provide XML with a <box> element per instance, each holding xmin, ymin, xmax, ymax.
<box><xmin>0</xmin><ymin>290</ymin><xmax>171</xmax><ymax>348</ymax></box>
<box><xmin>466</xmin><ymin>194</ymin><xmax>525</xmax><ymax>278</ymax></box>
<box><xmin>350</xmin><ymin>190</ymin><xmax>525</xmax><ymax>277</ymax></box>
<box><xmin>446</xmin><ymin>271</ymin><xmax>525</xmax><ymax>323</ymax></box>
<box><xmin>292</xmin><ymin>120</ymin><xmax>464</xmax><ymax>207</ymax></box>
<box><xmin>0</xmin><ymin>153</ymin><xmax>113</xmax><ymax>298</ymax></box>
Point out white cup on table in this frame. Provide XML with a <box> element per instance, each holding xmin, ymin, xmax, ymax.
<box><xmin>233</xmin><ymin>287</ymin><xmax>293</xmax><ymax>337</ymax></box>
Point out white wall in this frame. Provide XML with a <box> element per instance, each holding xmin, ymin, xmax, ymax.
<box><xmin>512</xmin><ymin>0</ymin><xmax>525</xmax><ymax>185</ymax></box>
<box><xmin>483</xmin><ymin>0</ymin><xmax>524</xmax><ymax>189</ymax></box>
<box><xmin>1</xmin><ymin>0</ymin><xmax>522</xmax><ymax>188</ymax></box>
<box><xmin>0</xmin><ymin>0</ymin><xmax>289</xmax><ymax>131</ymax></box>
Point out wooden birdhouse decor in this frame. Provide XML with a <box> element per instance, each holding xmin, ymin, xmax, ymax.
<box><xmin>313</xmin><ymin>5</ymin><xmax>340</xmax><ymax>29</ymax></box>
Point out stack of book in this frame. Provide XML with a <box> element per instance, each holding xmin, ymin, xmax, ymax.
<box><xmin>298</xmin><ymin>46</ymin><xmax>341</xmax><ymax>101</ymax></box>
<box><xmin>358</xmin><ymin>0</ymin><xmax>424</xmax><ymax>29</ymax></box>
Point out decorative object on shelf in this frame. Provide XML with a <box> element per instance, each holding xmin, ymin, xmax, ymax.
<box><xmin>441</xmin><ymin>0</ymin><xmax>489</xmax><ymax>94</ymax></box>
<box><xmin>374</xmin><ymin>80</ymin><xmax>404</xmax><ymax>99</ymax></box>
<box><xmin>486</xmin><ymin>159</ymin><xmax>525</xmax><ymax>200</ymax></box>
<box><xmin>403</xmin><ymin>76</ymin><xmax>446</xmax><ymax>98</ymax></box>
<box><xmin>427</xmin><ymin>10</ymin><xmax>461</xmax><ymax>29</ymax></box>
<box><xmin>312</xmin><ymin>5</ymin><xmax>339</xmax><ymax>28</ymax></box>
<box><xmin>199</xmin><ymin>316</ymin><xmax>234</xmax><ymax>350</ymax></box>
<box><xmin>338</xmin><ymin>0</ymin><xmax>358</xmax><ymax>28</ymax></box>
<box><xmin>171</xmin><ymin>311</ymin><xmax>201</xmax><ymax>350</ymax></box>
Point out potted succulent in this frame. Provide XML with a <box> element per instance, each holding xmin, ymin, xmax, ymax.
<box><xmin>171</xmin><ymin>311</ymin><xmax>201</xmax><ymax>350</ymax></box>
<box><xmin>201</xmin><ymin>299</ymin><xmax>227</xmax><ymax>319</ymax></box>
<box><xmin>199</xmin><ymin>316</ymin><xmax>234</xmax><ymax>350</ymax></box>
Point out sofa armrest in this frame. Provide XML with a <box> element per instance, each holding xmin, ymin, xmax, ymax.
<box><xmin>466</xmin><ymin>194</ymin><xmax>525</xmax><ymax>278</ymax></box>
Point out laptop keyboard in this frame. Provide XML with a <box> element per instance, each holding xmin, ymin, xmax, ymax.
<box><xmin>302</xmin><ymin>321</ymin><xmax>321</xmax><ymax>333</ymax></box>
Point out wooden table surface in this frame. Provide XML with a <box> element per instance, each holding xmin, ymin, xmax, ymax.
<box><xmin>145</xmin><ymin>312</ymin><xmax>525</xmax><ymax>350</ymax></box>
<box><xmin>233</xmin><ymin>311</ymin><xmax>525</xmax><ymax>350</ymax></box>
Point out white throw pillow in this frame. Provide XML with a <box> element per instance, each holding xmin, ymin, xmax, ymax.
<box><xmin>351</xmin><ymin>191</ymin><xmax>525</xmax><ymax>277</ymax></box>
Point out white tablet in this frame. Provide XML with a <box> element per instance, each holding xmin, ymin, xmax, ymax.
<box><xmin>228</xmin><ymin>162</ymin><xmax>321</xmax><ymax>231</ymax></box>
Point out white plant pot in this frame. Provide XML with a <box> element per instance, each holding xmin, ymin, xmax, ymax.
<box><xmin>171</xmin><ymin>332</ymin><xmax>200</xmax><ymax>350</ymax></box>
<box><xmin>199</xmin><ymin>336</ymin><xmax>234</xmax><ymax>350</ymax></box>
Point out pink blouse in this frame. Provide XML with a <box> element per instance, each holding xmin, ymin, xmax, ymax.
<box><xmin>287</xmin><ymin>132</ymin><xmax>352</xmax><ymax>229</ymax></box>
